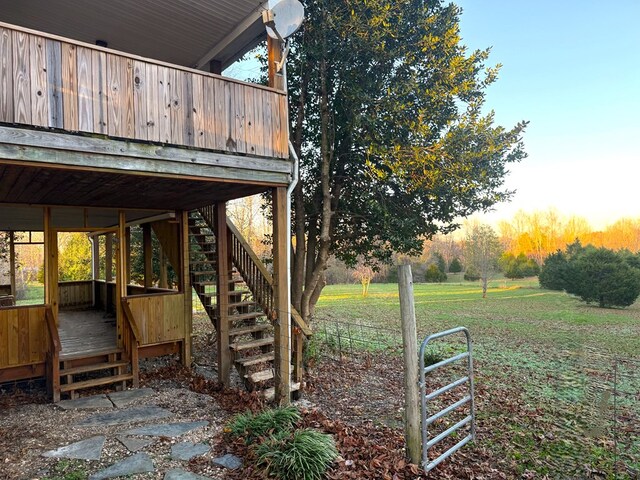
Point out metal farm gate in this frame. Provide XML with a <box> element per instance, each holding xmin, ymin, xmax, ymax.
<box><xmin>418</xmin><ymin>327</ymin><xmax>476</xmax><ymax>473</ymax></box>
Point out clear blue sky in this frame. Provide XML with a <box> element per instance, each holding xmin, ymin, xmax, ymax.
<box><xmin>456</xmin><ymin>0</ymin><xmax>640</xmax><ymax>228</ymax></box>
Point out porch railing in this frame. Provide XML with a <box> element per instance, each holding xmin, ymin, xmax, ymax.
<box><xmin>0</xmin><ymin>21</ymin><xmax>288</xmax><ymax>159</ymax></box>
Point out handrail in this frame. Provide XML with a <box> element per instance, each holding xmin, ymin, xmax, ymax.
<box><xmin>226</xmin><ymin>219</ymin><xmax>274</xmax><ymax>284</ymax></box>
<box><xmin>45</xmin><ymin>305</ymin><xmax>61</xmax><ymax>354</ymax></box>
<box><xmin>121</xmin><ymin>299</ymin><xmax>142</xmax><ymax>343</ymax></box>
<box><xmin>196</xmin><ymin>208</ymin><xmax>312</xmax><ymax>337</ymax></box>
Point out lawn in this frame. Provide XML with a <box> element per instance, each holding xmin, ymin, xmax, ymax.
<box><xmin>311</xmin><ymin>278</ymin><xmax>640</xmax><ymax>478</ymax></box>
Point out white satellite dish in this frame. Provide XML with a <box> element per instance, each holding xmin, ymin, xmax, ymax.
<box><xmin>264</xmin><ymin>0</ymin><xmax>305</xmax><ymax>40</ymax></box>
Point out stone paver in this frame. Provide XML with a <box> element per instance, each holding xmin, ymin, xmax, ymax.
<box><xmin>107</xmin><ymin>388</ymin><xmax>155</xmax><ymax>408</ymax></box>
<box><xmin>75</xmin><ymin>405</ymin><xmax>172</xmax><ymax>427</ymax></box>
<box><xmin>42</xmin><ymin>436</ymin><xmax>106</xmax><ymax>461</ymax></box>
<box><xmin>89</xmin><ymin>452</ymin><xmax>154</xmax><ymax>480</ymax></box>
<box><xmin>56</xmin><ymin>395</ymin><xmax>114</xmax><ymax>410</ymax></box>
<box><xmin>116</xmin><ymin>435</ymin><xmax>154</xmax><ymax>452</ymax></box>
<box><xmin>212</xmin><ymin>453</ymin><xmax>242</xmax><ymax>470</ymax></box>
<box><xmin>171</xmin><ymin>442</ymin><xmax>210</xmax><ymax>461</ymax></box>
<box><xmin>122</xmin><ymin>421</ymin><xmax>209</xmax><ymax>437</ymax></box>
<box><xmin>164</xmin><ymin>469</ymin><xmax>214</xmax><ymax>480</ymax></box>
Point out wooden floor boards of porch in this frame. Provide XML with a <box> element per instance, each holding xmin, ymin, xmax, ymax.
<box><xmin>59</xmin><ymin>310</ymin><xmax>117</xmax><ymax>361</ymax></box>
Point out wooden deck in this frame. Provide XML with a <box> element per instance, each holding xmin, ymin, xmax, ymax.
<box><xmin>58</xmin><ymin>310</ymin><xmax>117</xmax><ymax>361</ymax></box>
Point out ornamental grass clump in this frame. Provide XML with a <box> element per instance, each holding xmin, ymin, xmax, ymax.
<box><xmin>255</xmin><ymin>428</ymin><xmax>338</xmax><ymax>480</ymax></box>
<box><xmin>227</xmin><ymin>406</ymin><xmax>301</xmax><ymax>444</ymax></box>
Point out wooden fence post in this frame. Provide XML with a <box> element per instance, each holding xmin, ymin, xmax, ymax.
<box><xmin>398</xmin><ymin>264</ymin><xmax>421</xmax><ymax>464</ymax></box>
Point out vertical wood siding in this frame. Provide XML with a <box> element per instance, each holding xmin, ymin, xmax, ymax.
<box><xmin>0</xmin><ymin>305</ymin><xmax>47</xmax><ymax>368</ymax></box>
<box><xmin>126</xmin><ymin>293</ymin><xmax>185</xmax><ymax>345</ymax></box>
<box><xmin>0</xmin><ymin>25</ymin><xmax>288</xmax><ymax>159</ymax></box>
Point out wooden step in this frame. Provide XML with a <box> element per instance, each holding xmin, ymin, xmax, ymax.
<box><xmin>247</xmin><ymin>369</ymin><xmax>274</xmax><ymax>383</ymax></box>
<box><xmin>190</xmin><ymin>260</ymin><xmax>216</xmax><ymax>266</ymax></box>
<box><xmin>235</xmin><ymin>352</ymin><xmax>275</xmax><ymax>367</ymax></box>
<box><xmin>227</xmin><ymin>289</ymin><xmax>251</xmax><ymax>296</ymax></box>
<box><xmin>60</xmin><ymin>347</ymin><xmax>124</xmax><ymax>362</ymax></box>
<box><xmin>60</xmin><ymin>361</ymin><xmax>129</xmax><ymax>376</ymax></box>
<box><xmin>230</xmin><ymin>337</ymin><xmax>274</xmax><ymax>352</ymax></box>
<box><xmin>192</xmin><ymin>270</ymin><xmax>216</xmax><ymax>276</ymax></box>
<box><xmin>230</xmin><ymin>312</ymin><xmax>265</xmax><ymax>321</ymax></box>
<box><xmin>195</xmin><ymin>280</ymin><xmax>217</xmax><ymax>286</ymax></box>
<box><xmin>190</xmin><ymin>250</ymin><xmax>215</xmax><ymax>256</ymax></box>
<box><xmin>229</xmin><ymin>300</ymin><xmax>257</xmax><ymax>308</ymax></box>
<box><xmin>263</xmin><ymin>382</ymin><xmax>301</xmax><ymax>401</ymax></box>
<box><xmin>229</xmin><ymin>324</ymin><xmax>271</xmax><ymax>337</ymax></box>
<box><xmin>59</xmin><ymin>373</ymin><xmax>133</xmax><ymax>393</ymax></box>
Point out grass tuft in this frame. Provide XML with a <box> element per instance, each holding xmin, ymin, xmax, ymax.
<box><xmin>227</xmin><ymin>406</ymin><xmax>301</xmax><ymax>444</ymax></box>
<box><xmin>255</xmin><ymin>428</ymin><xmax>338</xmax><ymax>480</ymax></box>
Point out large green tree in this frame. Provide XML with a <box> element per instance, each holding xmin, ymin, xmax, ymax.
<box><xmin>287</xmin><ymin>0</ymin><xmax>527</xmax><ymax>319</ymax></box>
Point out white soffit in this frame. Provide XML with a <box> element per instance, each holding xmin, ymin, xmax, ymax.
<box><xmin>0</xmin><ymin>0</ymin><xmax>267</xmax><ymax>69</ymax></box>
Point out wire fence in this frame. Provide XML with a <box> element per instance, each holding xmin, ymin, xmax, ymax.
<box><xmin>312</xmin><ymin>319</ymin><xmax>640</xmax><ymax>479</ymax></box>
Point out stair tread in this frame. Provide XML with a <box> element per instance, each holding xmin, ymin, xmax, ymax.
<box><xmin>235</xmin><ymin>352</ymin><xmax>275</xmax><ymax>367</ymax></box>
<box><xmin>192</xmin><ymin>270</ymin><xmax>216</xmax><ymax>275</ymax></box>
<box><xmin>60</xmin><ymin>361</ymin><xmax>129</xmax><ymax>376</ymax></box>
<box><xmin>229</xmin><ymin>324</ymin><xmax>271</xmax><ymax>336</ymax></box>
<box><xmin>190</xmin><ymin>260</ymin><xmax>216</xmax><ymax>265</ymax></box>
<box><xmin>230</xmin><ymin>311</ymin><xmax>265</xmax><ymax>321</ymax></box>
<box><xmin>229</xmin><ymin>300</ymin><xmax>257</xmax><ymax>308</ymax></box>
<box><xmin>195</xmin><ymin>281</ymin><xmax>217</xmax><ymax>286</ymax></box>
<box><xmin>60</xmin><ymin>347</ymin><xmax>124</xmax><ymax>361</ymax></box>
<box><xmin>59</xmin><ymin>373</ymin><xmax>133</xmax><ymax>392</ymax></box>
<box><xmin>263</xmin><ymin>383</ymin><xmax>301</xmax><ymax>401</ymax></box>
<box><xmin>247</xmin><ymin>369</ymin><xmax>274</xmax><ymax>383</ymax></box>
<box><xmin>230</xmin><ymin>337</ymin><xmax>274</xmax><ymax>351</ymax></box>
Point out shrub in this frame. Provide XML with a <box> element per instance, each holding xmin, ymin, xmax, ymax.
<box><xmin>227</xmin><ymin>406</ymin><xmax>301</xmax><ymax>444</ymax></box>
<box><xmin>539</xmin><ymin>250</ymin><xmax>568</xmax><ymax>290</ymax></box>
<box><xmin>464</xmin><ymin>265</ymin><xmax>481</xmax><ymax>281</ymax></box>
<box><xmin>500</xmin><ymin>253</ymin><xmax>540</xmax><ymax>279</ymax></box>
<box><xmin>424</xmin><ymin>264</ymin><xmax>447</xmax><ymax>283</ymax></box>
<box><xmin>449</xmin><ymin>257</ymin><xmax>463</xmax><ymax>273</ymax></box>
<box><xmin>565</xmin><ymin>247</ymin><xmax>640</xmax><ymax>308</ymax></box>
<box><xmin>255</xmin><ymin>429</ymin><xmax>338</xmax><ymax>480</ymax></box>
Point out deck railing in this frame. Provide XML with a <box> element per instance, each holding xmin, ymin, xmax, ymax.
<box><xmin>0</xmin><ymin>22</ymin><xmax>288</xmax><ymax>158</ymax></box>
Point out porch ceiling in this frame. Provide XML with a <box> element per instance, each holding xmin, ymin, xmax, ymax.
<box><xmin>0</xmin><ymin>163</ymin><xmax>267</xmax><ymax>212</ymax></box>
<box><xmin>0</xmin><ymin>0</ymin><xmax>267</xmax><ymax>69</ymax></box>
<box><xmin>0</xmin><ymin>205</ymin><xmax>169</xmax><ymax>231</ymax></box>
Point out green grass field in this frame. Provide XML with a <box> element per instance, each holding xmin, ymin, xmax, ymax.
<box><xmin>313</xmin><ymin>278</ymin><xmax>640</xmax><ymax>478</ymax></box>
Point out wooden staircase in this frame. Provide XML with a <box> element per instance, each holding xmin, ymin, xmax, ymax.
<box><xmin>188</xmin><ymin>208</ymin><xmax>310</xmax><ymax>399</ymax></box>
<box><xmin>58</xmin><ymin>348</ymin><xmax>134</xmax><ymax>399</ymax></box>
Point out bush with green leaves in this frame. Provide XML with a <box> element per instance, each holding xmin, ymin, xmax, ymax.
<box><xmin>541</xmin><ymin>243</ymin><xmax>640</xmax><ymax>308</ymax></box>
<box><xmin>227</xmin><ymin>406</ymin><xmax>301</xmax><ymax>444</ymax></box>
<box><xmin>539</xmin><ymin>250</ymin><xmax>569</xmax><ymax>290</ymax></box>
<box><xmin>449</xmin><ymin>257</ymin><xmax>463</xmax><ymax>273</ymax></box>
<box><xmin>500</xmin><ymin>253</ymin><xmax>540</xmax><ymax>279</ymax></box>
<box><xmin>463</xmin><ymin>265</ymin><xmax>481</xmax><ymax>281</ymax></box>
<box><xmin>255</xmin><ymin>428</ymin><xmax>338</xmax><ymax>480</ymax></box>
<box><xmin>424</xmin><ymin>263</ymin><xmax>447</xmax><ymax>283</ymax></box>
<box><xmin>565</xmin><ymin>246</ymin><xmax>640</xmax><ymax>308</ymax></box>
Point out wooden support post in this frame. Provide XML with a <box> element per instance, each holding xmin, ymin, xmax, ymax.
<box><xmin>159</xmin><ymin>246</ymin><xmax>168</xmax><ymax>289</ymax></box>
<box><xmin>105</xmin><ymin>233</ymin><xmax>113</xmax><ymax>282</ymax></box>
<box><xmin>8</xmin><ymin>232</ymin><xmax>15</xmax><ymax>298</ymax></box>
<box><xmin>267</xmin><ymin>36</ymin><xmax>284</xmax><ymax>91</ymax></box>
<box><xmin>116</xmin><ymin>212</ymin><xmax>127</xmax><ymax>349</ymax></box>
<box><xmin>180</xmin><ymin>210</ymin><xmax>192</xmax><ymax>367</ymax></box>
<box><xmin>398</xmin><ymin>264</ymin><xmax>421</xmax><ymax>464</ymax></box>
<box><xmin>44</xmin><ymin>207</ymin><xmax>59</xmax><ymax>324</ymax></box>
<box><xmin>215</xmin><ymin>202</ymin><xmax>230</xmax><ymax>385</ymax></box>
<box><xmin>91</xmin><ymin>236</ymin><xmax>99</xmax><ymax>307</ymax></box>
<box><xmin>142</xmin><ymin>223</ymin><xmax>153</xmax><ymax>289</ymax></box>
<box><xmin>272</xmin><ymin>186</ymin><xmax>291</xmax><ymax>405</ymax></box>
<box><xmin>125</xmin><ymin>227</ymin><xmax>131</xmax><ymax>285</ymax></box>
<box><xmin>105</xmin><ymin>233</ymin><xmax>113</xmax><ymax>314</ymax></box>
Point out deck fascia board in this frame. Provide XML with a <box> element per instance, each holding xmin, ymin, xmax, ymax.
<box><xmin>0</xmin><ymin>125</ymin><xmax>291</xmax><ymax>185</ymax></box>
